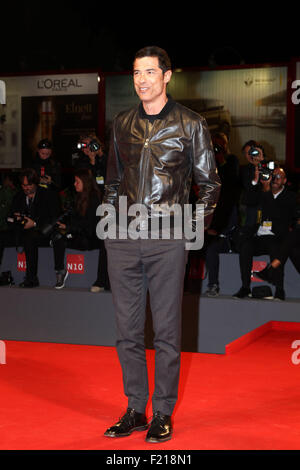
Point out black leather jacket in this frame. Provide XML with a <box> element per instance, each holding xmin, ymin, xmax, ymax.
<box><xmin>104</xmin><ymin>99</ymin><xmax>221</xmax><ymax>229</ymax></box>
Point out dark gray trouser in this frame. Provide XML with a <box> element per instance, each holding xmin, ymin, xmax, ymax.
<box><xmin>105</xmin><ymin>237</ymin><xmax>188</xmax><ymax>416</ymax></box>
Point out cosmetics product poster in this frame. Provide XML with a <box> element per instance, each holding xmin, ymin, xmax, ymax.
<box><xmin>21</xmin><ymin>94</ymin><xmax>98</xmax><ymax>168</ymax></box>
<box><xmin>0</xmin><ymin>73</ymin><xmax>99</xmax><ymax>168</ymax></box>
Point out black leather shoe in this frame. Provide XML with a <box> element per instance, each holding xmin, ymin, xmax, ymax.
<box><xmin>274</xmin><ymin>287</ymin><xmax>285</xmax><ymax>301</ymax></box>
<box><xmin>104</xmin><ymin>408</ymin><xmax>148</xmax><ymax>438</ymax></box>
<box><xmin>145</xmin><ymin>411</ymin><xmax>172</xmax><ymax>443</ymax></box>
<box><xmin>232</xmin><ymin>287</ymin><xmax>251</xmax><ymax>299</ymax></box>
<box><xmin>19</xmin><ymin>277</ymin><xmax>39</xmax><ymax>288</ymax></box>
<box><xmin>0</xmin><ymin>271</ymin><xmax>14</xmax><ymax>286</ymax></box>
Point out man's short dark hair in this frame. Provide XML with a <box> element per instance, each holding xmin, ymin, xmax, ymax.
<box><xmin>19</xmin><ymin>168</ymin><xmax>39</xmax><ymax>185</ymax></box>
<box><xmin>134</xmin><ymin>46</ymin><xmax>172</xmax><ymax>74</ymax></box>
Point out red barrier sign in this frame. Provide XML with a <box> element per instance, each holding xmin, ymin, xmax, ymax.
<box><xmin>17</xmin><ymin>252</ymin><xmax>27</xmax><ymax>271</ymax></box>
<box><xmin>251</xmin><ymin>260</ymin><xmax>267</xmax><ymax>282</ymax></box>
<box><xmin>66</xmin><ymin>254</ymin><xmax>84</xmax><ymax>274</ymax></box>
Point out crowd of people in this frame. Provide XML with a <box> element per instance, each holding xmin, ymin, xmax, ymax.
<box><xmin>0</xmin><ymin>131</ymin><xmax>299</xmax><ymax>300</ymax></box>
<box><xmin>0</xmin><ymin>134</ymin><xmax>110</xmax><ymax>292</ymax></box>
<box><xmin>197</xmin><ymin>133</ymin><xmax>300</xmax><ymax>301</ymax></box>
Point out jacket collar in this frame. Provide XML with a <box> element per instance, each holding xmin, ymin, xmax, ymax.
<box><xmin>138</xmin><ymin>96</ymin><xmax>176</xmax><ymax>121</ymax></box>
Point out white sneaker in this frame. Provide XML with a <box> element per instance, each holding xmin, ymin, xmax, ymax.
<box><xmin>90</xmin><ymin>285</ymin><xmax>105</xmax><ymax>293</ymax></box>
<box><xmin>55</xmin><ymin>270</ymin><xmax>69</xmax><ymax>289</ymax></box>
<box><xmin>205</xmin><ymin>284</ymin><xmax>220</xmax><ymax>297</ymax></box>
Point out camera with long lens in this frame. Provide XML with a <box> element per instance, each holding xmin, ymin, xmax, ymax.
<box><xmin>77</xmin><ymin>139</ymin><xmax>100</xmax><ymax>152</ymax></box>
<box><xmin>41</xmin><ymin>206</ymin><xmax>73</xmax><ymax>244</ymax></box>
<box><xmin>7</xmin><ymin>212</ymin><xmax>28</xmax><ymax>227</ymax></box>
<box><xmin>248</xmin><ymin>146</ymin><xmax>275</xmax><ymax>181</ymax></box>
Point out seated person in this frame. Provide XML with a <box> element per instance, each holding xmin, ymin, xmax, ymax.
<box><xmin>51</xmin><ymin>168</ymin><xmax>110</xmax><ymax>291</ymax></box>
<box><xmin>31</xmin><ymin>139</ymin><xmax>62</xmax><ymax>191</ymax></box>
<box><xmin>255</xmin><ymin>208</ymin><xmax>300</xmax><ymax>282</ymax></box>
<box><xmin>0</xmin><ymin>168</ymin><xmax>61</xmax><ymax>287</ymax></box>
<box><xmin>233</xmin><ymin>167</ymin><xmax>297</xmax><ymax>301</ymax></box>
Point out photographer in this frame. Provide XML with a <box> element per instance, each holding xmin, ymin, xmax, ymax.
<box><xmin>32</xmin><ymin>139</ymin><xmax>62</xmax><ymax>191</ymax></box>
<box><xmin>255</xmin><ymin>204</ymin><xmax>300</xmax><ymax>283</ymax></box>
<box><xmin>209</xmin><ymin>133</ymin><xmax>240</xmax><ymax>231</ymax></box>
<box><xmin>51</xmin><ymin>168</ymin><xmax>110</xmax><ymax>291</ymax></box>
<box><xmin>204</xmin><ymin>133</ymin><xmax>240</xmax><ymax>296</ymax></box>
<box><xmin>73</xmin><ymin>134</ymin><xmax>107</xmax><ymax>196</ymax></box>
<box><xmin>233</xmin><ymin>167</ymin><xmax>297</xmax><ymax>300</ymax></box>
<box><xmin>240</xmin><ymin>140</ymin><xmax>264</xmax><ymax>227</ymax></box>
<box><xmin>0</xmin><ymin>168</ymin><xmax>61</xmax><ymax>287</ymax></box>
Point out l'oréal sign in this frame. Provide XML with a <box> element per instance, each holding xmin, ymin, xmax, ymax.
<box><xmin>33</xmin><ymin>74</ymin><xmax>98</xmax><ymax>96</ymax></box>
<box><xmin>2</xmin><ymin>73</ymin><xmax>99</xmax><ymax>97</ymax></box>
<box><xmin>37</xmin><ymin>77</ymin><xmax>84</xmax><ymax>93</ymax></box>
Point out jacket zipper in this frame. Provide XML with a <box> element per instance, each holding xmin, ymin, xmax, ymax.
<box><xmin>137</xmin><ymin>120</ymin><xmax>153</xmax><ymax>204</ymax></box>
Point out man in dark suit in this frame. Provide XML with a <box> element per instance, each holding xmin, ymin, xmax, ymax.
<box><xmin>0</xmin><ymin>168</ymin><xmax>61</xmax><ymax>287</ymax></box>
<box><xmin>233</xmin><ymin>167</ymin><xmax>297</xmax><ymax>300</ymax></box>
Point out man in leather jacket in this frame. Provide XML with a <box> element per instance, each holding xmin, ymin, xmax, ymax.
<box><xmin>103</xmin><ymin>46</ymin><xmax>221</xmax><ymax>443</ymax></box>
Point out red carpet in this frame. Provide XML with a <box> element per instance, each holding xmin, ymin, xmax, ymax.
<box><xmin>1</xmin><ymin>323</ymin><xmax>300</xmax><ymax>451</ymax></box>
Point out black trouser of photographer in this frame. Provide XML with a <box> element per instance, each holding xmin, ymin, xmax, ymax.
<box><xmin>0</xmin><ymin>229</ymin><xmax>18</xmax><ymax>264</ymax></box>
<box><xmin>276</xmin><ymin>229</ymin><xmax>300</xmax><ymax>274</ymax></box>
<box><xmin>53</xmin><ymin>236</ymin><xmax>110</xmax><ymax>287</ymax></box>
<box><xmin>0</xmin><ymin>228</ymin><xmax>61</xmax><ymax>281</ymax></box>
<box><xmin>205</xmin><ymin>236</ymin><xmax>232</xmax><ymax>287</ymax></box>
<box><xmin>239</xmin><ymin>234</ymin><xmax>284</xmax><ymax>289</ymax></box>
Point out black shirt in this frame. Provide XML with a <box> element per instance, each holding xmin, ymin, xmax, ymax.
<box><xmin>138</xmin><ymin>97</ymin><xmax>176</xmax><ymax>123</ymax></box>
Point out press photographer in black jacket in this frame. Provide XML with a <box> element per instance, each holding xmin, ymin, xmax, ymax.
<box><xmin>51</xmin><ymin>168</ymin><xmax>110</xmax><ymax>290</ymax></box>
<box><xmin>204</xmin><ymin>133</ymin><xmax>241</xmax><ymax>296</ymax></box>
<box><xmin>32</xmin><ymin>139</ymin><xmax>62</xmax><ymax>191</ymax></box>
<box><xmin>73</xmin><ymin>134</ymin><xmax>107</xmax><ymax>194</ymax></box>
<box><xmin>255</xmin><ymin>203</ymin><xmax>300</xmax><ymax>283</ymax></box>
<box><xmin>240</xmin><ymin>140</ymin><xmax>264</xmax><ymax>227</ymax></box>
<box><xmin>0</xmin><ymin>168</ymin><xmax>61</xmax><ymax>287</ymax></box>
<box><xmin>233</xmin><ymin>167</ymin><xmax>297</xmax><ymax>300</ymax></box>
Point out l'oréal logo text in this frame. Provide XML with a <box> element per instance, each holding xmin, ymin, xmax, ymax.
<box><xmin>37</xmin><ymin>77</ymin><xmax>83</xmax><ymax>92</ymax></box>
